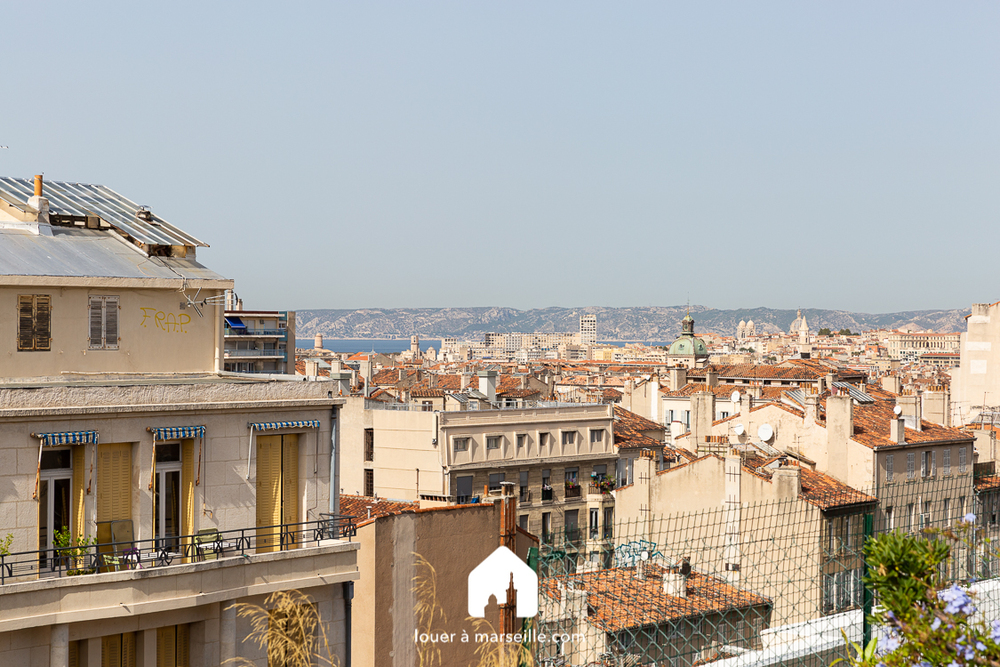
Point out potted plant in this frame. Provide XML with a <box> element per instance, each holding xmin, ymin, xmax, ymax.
<box><xmin>54</xmin><ymin>527</ymin><xmax>97</xmax><ymax>575</ymax></box>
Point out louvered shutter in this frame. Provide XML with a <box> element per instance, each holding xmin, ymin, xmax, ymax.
<box><xmin>90</xmin><ymin>297</ymin><xmax>104</xmax><ymax>348</ymax></box>
<box><xmin>256</xmin><ymin>436</ymin><xmax>281</xmax><ymax>553</ymax></box>
<box><xmin>282</xmin><ymin>435</ymin><xmax>299</xmax><ymax>549</ymax></box>
<box><xmin>181</xmin><ymin>440</ymin><xmax>194</xmax><ymax>563</ymax></box>
<box><xmin>157</xmin><ymin>626</ymin><xmax>175</xmax><ymax>667</ymax></box>
<box><xmin>176</xmin><ymin>625</ymin><xmax>190</xmax><ymax>667</ymax></box>
<box><xmin>122</xmin><ymin>633</ymin><xmax>136</xmax><ymax>667</ymax></box>
<box><xmin>105</xmin><ymin>297</ymin><xmax>119</xmax><ymax>349</ymax></box>
<box><xmin>33</xmin><ymin>295</ymin><xmax>51</xmax><ymax>351</ymax></box>
<box><xmin>68</xmin><ymin>641</ymin><xmax>79</xmax><ymax>667</ymax></box>
<box><xmin>18</xmin><ymin>295</ymin><xmax>35</xmax><ymax>351</ymax></box>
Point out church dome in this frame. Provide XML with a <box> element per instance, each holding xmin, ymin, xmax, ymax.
<box><xmin>669</xmin><ymin>313</ymin><xmax>709</xmax><ymax>356</ymax></box>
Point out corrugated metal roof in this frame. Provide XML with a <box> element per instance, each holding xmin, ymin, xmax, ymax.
<box><xmin>0</xmin><ymin>226</ymin><xmax>227</xmax><ymax>282</ymax></box>
<box><xmin>0</xmin><ymin>177</ymin><xmax>207</xmax><ymax>248</ymax></box>
<box><xmin>832</xmin><ymin>382</ymin><xmax>874</xmax><ymax>404</ymax></box>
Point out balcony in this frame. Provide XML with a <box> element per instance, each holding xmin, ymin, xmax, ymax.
<box><xmin>541</xmin><ymin>487</ymin><xmax>554</xmax><ymax>501</ymax></box>
<box><xmin>224</xmin><ymin>348</ymin><xmax>286</xmax><ymax>358</ymax></box>
<box><xmin>564</xmin><ymin>483</ymin><xmax>582</xmax><ymax>499</ymax></box>
<box><xmin>0</xmin><ymin>517</ymin><xmax>358</xmax><ymax>634</ymax></box>
<box><xmin>519</xmin><ymin>489</ymin><xmax>531</xmax><ymax>504</ymax></box>
<box><xmin>224</xmin><ymin>328</ymin><xmax>287</xmax><ymax>337</ymax></box>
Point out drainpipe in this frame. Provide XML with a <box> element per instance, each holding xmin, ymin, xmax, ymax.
<box><xmin>330</xmin><ymin>406</ymin><xmax>340</xmax><ymax>515</ymax></box>
<box><xmin>343</xmin><ymin>581</ymin><xmax>354</xmax><ymax>667</ymax></box>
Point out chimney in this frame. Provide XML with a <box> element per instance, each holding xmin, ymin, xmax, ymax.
<box><xmin>668</xmin><ymin>367</ymin><xmax>687</xmax><ymax>392</ymax></box>
<box><xmin>706</xmin><ymin>369</ymin><xmax>719</xmax><ymax>387</ymax></box>
<box><xmin>304</xmin><ymin>359</ymin><xmax>319</xmax><ymax>377</ymax></box>
<box><xmin>26</xmin><ymin>174</ymin><xmax>51</xmax><ymax>228</ymax></box>
<box><xmin>461</xmin><ymin>372</ymin><xmax>472</xmax><ymax>390</ymax></box>
<box><xmin>428</xmin><ymin>373</ymin><xmax>438</xmax><ymax>389</ymax></box>
<box><xmin>690</xmin><ymin>391</ymin><xmax>715</xmax><ymax>453</ymax></box>
<box><xmin>398</xmin><ymin>368</ymin><xmax>406</xmax><ymax>382</ymax></box>
<box><xmin>898</xmin><ymin>393</ymin><xmax>922</xmax><ymax>431</ymax></box>
<box><xmin>478</xmin><ymin>370</ymin><xmax>498</xmax><ymax>403</ymax></box>
<box><xmin>881</xmin><ymin>375</ymin><xmax>902</xmax><ymax>395</ymax></box>
<box><xmin>662</xmin><ymin>568</ymin><xmax>688</xmax><ymax>598</ymax></box>
<box><xmin>34</xmin><ymin>174</ymin><xmax>43</xmax><ymax>197</ymax></box>
<box><xmin>331</xmin><ymin>371</ymin><xmax>352</xmax><ymax>396</ymax></box>
<box><xmin>826</xmin><ymin>394</ymin><xmax>853</xmax><ymax>482</ymax></box>
<box><xmin>890</xmin><ymin>418</ymin><xmax>905</xmax><ymax>444</ymax></box>
<box><xmin>804</xmin><ymin>392</ymin><xmax>820</xmax><ymax>428</ymax></box>
<box><xmin>772</xmin><ymin>464</ymin><xmax>801</xmax><ymax>501</ymax></box>
<box><xmin>521</xmin><ymin>374</ymin><xmax>529</xmax><ymax>390</ymax></box>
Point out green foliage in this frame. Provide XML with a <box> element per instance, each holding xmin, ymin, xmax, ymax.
<box><xmin>0</xmin><ymin>533</ymin><xmax>12</xmax><ymax>556</ymax></box>
<box><xmin>838</xmin><ymin>328</ymin><xmax>854</xmax><ymax>336</ymax></box>
<box><xmin>53</xmin><ymin>528</ymin><xmax>97</xmax><ymax>575</ymax></box>
<box><xmin>863</xmin><ymin>530</ymin><xmax>949</xmax><ymax>624</ymax></box>
<box><xmin>832</xmin><ymin>632</ymin><xmax>879</xmax><ymax>667</ymax></box>
<box><xmin>818</xmin><ymin>328</ymin><xmax>832</xmax><ymax>336</ymax></box>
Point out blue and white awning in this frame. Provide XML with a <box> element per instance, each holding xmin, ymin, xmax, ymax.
<box><xmin>150</xmin><ymin>425</ymin><xmax>206</xmax><ymax>440</ymax></box>
<box><xmin>31</xmin><ymin>430</ymin><xmax>99</xmax><ymax>447</ymax></box>
<box><xmin>249</xmin><ymin>420</ymin><xmax>321</xmax><ymax>431</ymax></box>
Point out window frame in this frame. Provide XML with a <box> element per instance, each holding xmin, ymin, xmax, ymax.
<box><xmin>17</xmin><ymin>294</ymin><xmax>52</xmax><ymax>352</ymax></box>
<box><xmin>486</xmin><ymin>435</ymin><xmax>501</xmax><ymax>450</ymax></box>
<box><xmin>88</xmin><ymin>295</ymin><xmax>120</xmax><ymax>350</ymax></box>
<box><xmin>453</xmin><ymin>437</ymin><xmax>469</xmax><ymax>452</ymax></box>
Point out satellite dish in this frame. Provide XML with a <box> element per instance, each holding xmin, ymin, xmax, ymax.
<box><xmin>758</xmin><ymin>424</ymin><xmax>774</xmax><ymax>442</ymax></box>
<box><xmin>640</xmin><ymin>550</ymin><xmax>650</xmax><ymax>561</ymax></box>
<box><xmin>731</xmin><ymin>390</ymin><xmax>741</xmax><ymax>404</ymax></box>
<box><xmin>893</xmin><ymin>405</ymin><xmax>903</xmax><ymax>416</ymax></box>
<box><xmin>733</xmin><ymin>423</ymin><xmax>745</xmax><ymax>436</ymax></box>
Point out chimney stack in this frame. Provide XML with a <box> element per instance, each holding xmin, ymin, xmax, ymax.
<box><xmin>478</xmin><ymin>370</ymin><xmax>498</xmax><ymax>403</ymax></box>
<box><xmin>890</xmin><ymin>418</ymin><xmax>905</xmax><ymax>444</ymax></box>
<box><xmin>662</xmin><ymin>568</ymin><xmax>688</xmax><ymax>598</ymax></box>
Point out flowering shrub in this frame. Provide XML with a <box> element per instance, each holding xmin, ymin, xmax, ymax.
<box><xmin>839</xmin><ymin>513</ymin><xmax>1000</xmax><ymax>666</ymax></box>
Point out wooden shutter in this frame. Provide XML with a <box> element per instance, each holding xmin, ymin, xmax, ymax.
<box><xmin>98</xmin><ymin>444</ymin><xmax>132</xmax><ymax>523</ymax></box>
<box><xmin>181</xmin><ymin>440</ymin><xmax>194</xmax><ymax>563</ymax></box>
<box><xmin>157</xmin><ymin>626</ymin><xmax>176</xmax><ymax>667</ymax></box>
<box><xmin>176</xmin><ymin>624</ymin><xmax>190</xmax><ymax>667</ymax></box>
<box><xmin>102</xmin><ymin>635</ymin><xmax>121</xmax><ymax>667</ymax></box>
<box><xmin>282</xmin><ymin>435</ymin><xmax>299</xmax><ymax>550</ymax></box>
<box><xmin>17</xmin><ymin>295</ymin><xmax>35</xmax><ymax>351</ymax></box>
<box><xmin>122</xmin><ymin>632</ymin><xmax>136</xmax><ymax>667</ymax></box>
<box><xmin>68</xmin><ymin>641</ymin><xmax>79</xmax><ymax>667</ymax></box>
<box><xmin>33</xmin><ymin>295</ymin><xmax>51</xmax><ymax>351</ymax></box>
<box><xmin>72</xmin><ymin>446</ymin><xmax>86</xmax><ymax>542</ymax></box>
<box><xmin>256</xmin><ymin>435</ymin><xmax>282</xmax><ymax>553</ymax></box>
<box><xmin>105</xmin><ymin>296</ymin><xmax>119</xmax><ymax>349</ymax></box>
<box><xmin>90</xmin><ymin>296</ymin><xmax>104</xmax><ymax>348</ymax></box>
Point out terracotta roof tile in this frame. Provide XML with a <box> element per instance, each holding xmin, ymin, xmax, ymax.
<box><xmin>340</xmin><ymin>494</ymin><xmax>418</xmax><ymax>520</ymax></box>
<box><xmin>541</xmin><ymin>565</ymin><xmax>770</xmax><ymax>633</ymax></box>
<box><xmin>613</xmin><ymin>406</ymin><xmax>665</xmax><ymax>449</ymax></box>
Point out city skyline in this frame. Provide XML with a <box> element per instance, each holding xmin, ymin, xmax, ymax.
<box><xmin>2</xmin><ymin>2</ymin><xmax>997</xmax><ymax>313</ymax></box>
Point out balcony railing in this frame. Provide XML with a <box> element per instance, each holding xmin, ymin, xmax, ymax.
<box><xmin>565</xmin><ymin>484</ymin><xmax>582</xmax><ymax>499</ymax></box>
<box><xmin>0</xmin><ymin>516</ymin><xmax>356</xmax><ymax>586</ymax></box>
<box><xmin>519</xmin><ymin>489</ymin><xmax>531</xmax><ymax>503</ymax></box>
<box><xmin>541</xmin><ymin>488</ymin><xmax>554</xmax><ymax>501</ymax></box>
<box><xmin>224</xmin><ymin>349</ymin><xmax>286</xmax><ymax>358</ymax></box>
<box><xmin>225</xmin><ymin>328</ymin><xmax>287</xmax><ymax>337</ymax></box>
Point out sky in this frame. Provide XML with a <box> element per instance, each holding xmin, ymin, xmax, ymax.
<box><xmin>2</xmin><ymin>2</ymin><xmax>997</xmax><ymax>313</ymax></box>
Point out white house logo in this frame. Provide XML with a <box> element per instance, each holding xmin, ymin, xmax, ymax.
<box><xmin>467</xmin><ymin>546</ymin><xmax>538</xmax><ymax>618</ymax></box>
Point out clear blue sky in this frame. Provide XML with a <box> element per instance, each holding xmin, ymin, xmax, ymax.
<box><xmin>2</xmin><ymin>2</ymin><xmax>997</xmax><ymax>313</ymax></box>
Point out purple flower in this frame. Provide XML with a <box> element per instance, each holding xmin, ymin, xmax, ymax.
<box><xmin>931</xmin><ymin>617</ymin><xmax>942</xmax><ymax>631</ymax></box>
<box><xmin>939</xmin><ymin>584</ymin><xmax>977</xmax><ymax>616</ymax></box>
<box><xmin>991</xmin><ymin>619</ymin><xmax>1000</xmax><ymax>642</ymax></box>
<box><xmin>963</xmin><ymin>512</ymin><xmax>977</xmax><ymax>524</ymax></box>
<box><xmin>879</xmin><ymin>633</ymin><xmax>901</xmax><ymax>653</ymax></box>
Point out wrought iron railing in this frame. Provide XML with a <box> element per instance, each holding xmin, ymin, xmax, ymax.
<box><xmin>224</xmin><ymin>348</ymin><xmax>286</xmax><ymax>357</ymax></box>
<box><xmin>0</xmin><ymin>516</ymin><xmax>356</xmax><ymax>586</ymax></box>
<box><xmin>225</xmin><ymin>329</ymin><xmax>286</xmax><ymax>337</ymax></box>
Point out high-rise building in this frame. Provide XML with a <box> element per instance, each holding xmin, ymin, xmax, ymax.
<box><xmin>580</xmin><ymin>314</ymin><xmax>597</xmax><ymax>346</ymax></box>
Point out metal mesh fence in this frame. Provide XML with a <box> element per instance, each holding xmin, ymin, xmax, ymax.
<box><xmin>531</xmin><ymin>469</ymin><xmax>1000</xmax><ymax>666</ymax></box>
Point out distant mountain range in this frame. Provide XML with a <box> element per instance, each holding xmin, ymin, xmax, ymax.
<box><xmin>294</xmin><ymin>306</ymin><xmax>970</xmax><ymax>341</ymax></box>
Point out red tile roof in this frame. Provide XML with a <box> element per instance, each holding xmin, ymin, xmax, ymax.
<box><xmin>340</xmin><ymin>494</ymin><xmax>418</xmax><ymax>520</ymax></box>
<box><xmin>541</xmin><ymin>565</ymin><xmax>770</xmax><ymax>633</ymax></box>
<box><xmin>613</xmin><ymin>406</ymin><xmax>665</xmax><ymax>449</ymax></box>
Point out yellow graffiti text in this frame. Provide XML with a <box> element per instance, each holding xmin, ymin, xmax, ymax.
<box><xmin>139</xmin><ymin>307</ymin><xmax>191</xmax><ymax>333</ymax></box>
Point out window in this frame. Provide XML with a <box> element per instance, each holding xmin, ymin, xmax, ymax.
<box><xmin>519</xmin><ymin>515</ymin><xmax>529</xmax><ymax>531</ymax></box>
<box><xmin>590</xmin><ymin>508</ymin><xmax>599</xmax><ymax>539</ymax></box>
<box><xmin>454</xmin><ymin>437</ymin><xmax>469</xmax><ymax>452</ymax></box>
<box><xmin>488</xmin><ymin>473</ymin><xmax>504</xmax><ymax>491</ymax></box>
<box><xmin>684</xmin><ymin>410</ymin><xmax>690</xmax><ymax>427</ymax></box>
<box><xmin>38</xmin><ymin>449</ymin><xmax>72</xmax><ymax>570</ymax></box>
<box><xmin>421</xmin><ymin>401</ymin><xmax>433</xmax><ymax>412</ymax></box>
<box><xmin>943</xmin><ymin>449</ymin><xmax>951</xmax><ymax>474</ymax></box>
<box><xmin>885</xmin><ymin>454</ymin><xmax>894</xmax><ymax>482</ymax></box>
<box><xmin>921</xmin><ymin>451</ymin><xmax>933</xmax><ymax>477</ymax></box>
<box><xmin>885</xmin><ymin>506</ymin><xmax>894</xmax><ymax>531</ymax></box>
<box><xmin>88</xmin><ymin>296</ymin><xmax>119</xmax><ymax>350</ymax></box>
<box><xmin>590</xmin><ymin>429</ymin><xmax>604</xmax><ymax>444</ymax></box>
<box><xmin>907</xmin><ymin>503</ymin><xmax>915</xmax><ymax>532</ymax></box>
<box><xmin>539</xmin><ymin>432</ymin><xmax>549</xmax><ymax>448</ymax></box>
<box><xmin>542</xmin><ymin>512</ymin><xmax>551</xmax><ymax>542</ymax></box>
<box><xmin>456</xmin><ymin>475</ymin><xmax>473</xmax><ymax>503</ymax></box>
<box><xmin>154</xmin><ymin>442</ymin><xmax>182</xmax><ymax>551</ymax></box>
<box><xmin>604</xmin><ymin>507</ymin><xmax>614</xmax><ymax>538</ymax></box>
<box><xmin>943</xmin><ymin>498</ymin><xmax>950</xmax><ymax>525</ymax></box>
<box><xmin>561</xmin><ymin>431</ymin><xmax>576</xmax><ymax>446</ymax></box>
<box><xmin>517</xmin><ymin>434</ymin><xmax>526</xmax><ymax>449</ymax></box>
<box><xmin>960</xmin><ymin>447</ymin><xmax>967</xmax><ymax>473</ymax></box>
<box><xmin>907</xmin><ymin>453</ymin><xmax>915</xmax><ymax>479</ymax></box>
<box><xmin>364</xmin><ymin>429</ymin><xmax>374</xmax><ymax>462</ymax></box>
<box><xmin>519</xmin><ymin>471</ymin><xmax>529</xmax><ymax>501</ymax></box>
<box><xmin>17</xmin><ymin>294</ymin><xmax>51</xmax><ymax>351</ymax></box>
<box><xmin>542</xmin><ymin>469</ymin><xmax>552</xmax><ymax>500</ymax></box>
<box><xmin>487</xmin><ymin>435</ymin><xmax>501</xmax><ymax>450</ymax></box>
<box><xmin>720</xmin><ymin>411</ymin><xmax>729</xmax><ymax>419</ymax></box>
<box><xmin>565</xmin><ymin>467</ymin><xmax>579</xmax><ymax>484</ymax></box>
<box><xmin>593</xmin><ymin>464</ymin><xmax>607</xmax><ymax>478</ymax></box>
<box><xmin>667</xmin><ymin>410</ymin><xmax>674</xmax><ymax>423</ymax></box>
<box><xmin>364</xmin><ymin>469</ymin><xmax>374</xmax><ymax>497</ymax></box>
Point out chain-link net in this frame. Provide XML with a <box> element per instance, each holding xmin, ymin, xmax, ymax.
<box><xmin>530</xmin><ymin>468</ymin><xmax>1000</xmax><ymax>666</ymax></box>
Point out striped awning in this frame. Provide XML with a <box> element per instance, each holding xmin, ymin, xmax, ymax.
<box><xmin>31</xmin><ymin>431</ymin><xmax>98</xmax><ymax>447</ymax></box>
<box><xmin>249</xmin><ymin>420</ymin><xmax>321</xmax><ymax>431</ymax></box>
<box><xmin>150</xmin><ymin>425</ymin><xmax>206</xmax><ymax>440</ymax></box>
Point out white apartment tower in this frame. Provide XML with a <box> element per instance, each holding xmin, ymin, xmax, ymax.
<box><xmin>580</xmin><ymin>314</ymin><xmax>597</xmax><ymax>346</ymax></box>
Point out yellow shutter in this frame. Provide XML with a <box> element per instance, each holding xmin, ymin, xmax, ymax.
<box><xmin>68</xmin><ymin>641</ymin><xmax>79</xmax><ymax>667</ymax></box>
<box><xmin>98</xmin><ymin>444</ymin><xmax>132</xmax><ymax>523</ymax></box>
<box><xmin>122</xmin><ymin>632</ymin><xmax>136</xmax><ymax>667</ymax></box>
<box><xmin>256</xmin><ymin>435</ymin><xmax>282</xmax><ymax>553</ymax></box>
<box><xmin>177</xmin><ymin>625</ymin><xmax>190</xmax><ymax>667</ymax></box>
<box><xmin>181</xmin><ymin>439</ymin><xmax>194</xmax><ymax>563</ymax></box>
<box><xmin>281</xmin><ymin>434</ymin><xmax>299</xmax><ymax>549</ymax></box>
<box><xmin>157</xmin><ymin>626</ymin><xmax>175</xmax><ymax>667</ymax></box>
<box><xmin>72</xmin><ymin>445</ymin><xmax>86</xmax><ymax>542</ymax></box>
<box><xmin>102</xmin><ymin>635</ymin><xmax>121</xmax><ymax>667</ymax></box>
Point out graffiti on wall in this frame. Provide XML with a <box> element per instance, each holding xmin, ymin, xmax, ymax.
<box><xmin>140</xmin><ymin>307</ymin><xmax>191</xmax><ymax>333</ymax></box>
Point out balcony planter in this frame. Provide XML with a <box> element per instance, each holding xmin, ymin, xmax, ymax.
<box><xmin>564</xmin><ymin>482</ymin><xmax>581</xmax><ymax>499</ymax></box>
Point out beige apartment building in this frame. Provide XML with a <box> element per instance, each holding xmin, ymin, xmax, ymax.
<box><xmin>887</xmin><ymin>330</ymin><xmax>961</xmax><ymax>363</ymax></box>
<box><xmin>0</xmin><ymin>176</ymin><xmax>358</xmax><ymax>667</ymax></box>
<box><xmin>339</xmin><ymin>395</ymin><xmax>618</xmax><ymax>567</ymax></box>
<box><xmin>952</xmin><ymin>301</ymin><xmax>1000</xmax><ymax>426</ymax></box>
